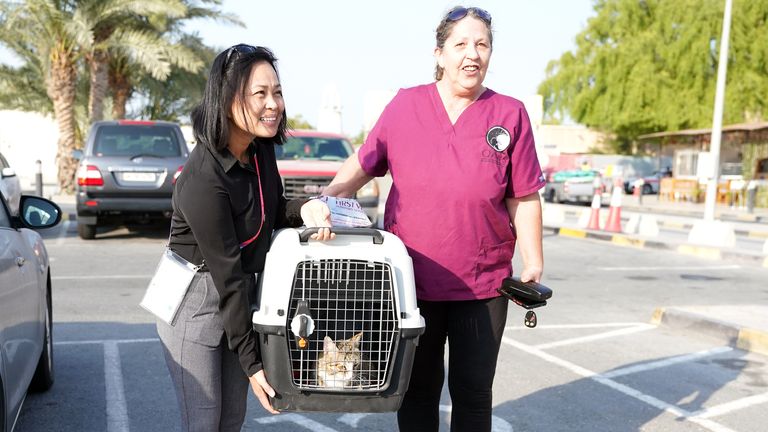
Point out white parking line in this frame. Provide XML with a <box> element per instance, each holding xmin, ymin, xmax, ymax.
<box><xmin>505</xmin><ymin>322</ymin><xmax>648</xmax><ymax>331</ymax></box>
<box><xmin>596</xmin><ymin>265</ymin><xmax>741</xmax><ymax>271</ymax></box>
<box><xmin>55</xmin><ymin>338</ymin><xmax>158</xmax><ymax>346</ymax></box>
<box><xmin>104</xmin><ymin>341</ymin><xmax>130</xmax><ymax>432</ymax></box>
<box><xmin>55</xmin><ymin>220</ymin><xmax>72</xmax><ymax>246</ymax></box>
<box><xmin>52</xmin><ymin>275</ymin><xmax>151</xmax><ymax>280</ymax></box>
<box><xmin>691</xmin><ymin>391</ymin><xmax>768</xmax><ymax>419</ymax></box>
<box><xmin>501</xmin><ymin>336</ymin><xmax>737</xmax><ymax>432</ymax></box>
<box><xmin>601</xmin><ymin>347</ymin><xmax>734</xmax><ymax>379</ymax></box>
<box><xmin>256</xmin><ymin>413</ymin><xmax>340</xmax><ymax>431</ymax></box>
<box><xmin>534</xmin><ymin>324</ymin><xmax>655</xmax><ymax>349</ymax></box>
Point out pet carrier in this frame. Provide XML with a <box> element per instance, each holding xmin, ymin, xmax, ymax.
<box><xmin>252</xmin><ymin>227</ymin><xmax>425</xmax><ymax>412</ymax></box>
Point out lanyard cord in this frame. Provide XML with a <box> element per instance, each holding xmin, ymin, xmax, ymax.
<box><xmin>239</xmin><ymin>153</ymin><xmax>265</xmax><ymax>249</ymax></box>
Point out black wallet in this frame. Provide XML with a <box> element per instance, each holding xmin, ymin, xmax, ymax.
<box><xmin>497</xmin><ymin>277</ymin><xmax>553</xmax><ymax>309</ymax></box>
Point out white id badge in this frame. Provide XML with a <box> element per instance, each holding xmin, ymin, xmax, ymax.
<box><xmin>140</xmin><ymin>248</ymin><xmax>200</xmax><ymax>325</ymax></box>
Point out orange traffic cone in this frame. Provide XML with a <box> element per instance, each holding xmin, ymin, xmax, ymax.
<box><xmin>587</xmin><ymin>190</ymin><xmax>601</xmax><ymax>230</ymax></box>
<box><xmin>604</xmin><ymin>182</ymin><xmax>624</xmax><ymax>232</ymax></box>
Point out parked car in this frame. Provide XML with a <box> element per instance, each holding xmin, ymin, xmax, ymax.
<box><xmin>544</xmin><ymin>170</ymin><xmax>601</xmax><ymax>204</ymax></box>
<box><xmin>0</xmin><ymin>151</ymin><xmax>21</xmax><ymax>215</ymax></box>
<box><xmin>1</xmin><ymin>192</ymin><xmax>61</xmax><ymax>432</ymax></box>
<box><xmin>277</xmin><ymin>130</ymin><xmax>379</xmax><ymax>224</ymax></box>
<box><xmin>73</xmin><ymin>120</ymin><xmax>189</xmax><ymax>239</ymax></box>
<box><xmin>623</xmin><ymin>172</ymin><xmax>669</xmax><ymax>195</ymax></box>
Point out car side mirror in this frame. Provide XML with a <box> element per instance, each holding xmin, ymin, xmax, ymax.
<box><xmin>1</xmin><ymin>167</ymin><xmax>15</xmax><ymax>178</ymax></box>
<box><xmin>72</xmin><ymin>149</ymin><xmax>84</xmax><ymax>160</ymax></box>
<box><xmin>19</xmin><ymin>195</ymin><xmax>62</xmax><ymax>229</ymax></box>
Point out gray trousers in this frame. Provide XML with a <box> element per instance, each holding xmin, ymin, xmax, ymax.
<box><xmin>157</xmin><ymin>272</ymin><xmax>249</xmax><ymax>432</ymax></box>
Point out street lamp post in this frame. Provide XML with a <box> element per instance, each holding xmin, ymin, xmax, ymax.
<box><xmin>703</xmin><ymin>0</ymin><xmax>733</xmax><ymax>221</ymax></box>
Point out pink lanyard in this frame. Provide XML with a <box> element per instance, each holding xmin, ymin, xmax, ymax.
<box><xmin>239</xmin><ymin>154</ymin><xmax>265</xmax><ymax>249</ymax></box>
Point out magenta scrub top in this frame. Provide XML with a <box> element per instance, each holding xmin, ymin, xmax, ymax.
<box><xmin>359</xmin><ymin>83</ymin><xmax>545</xmax><ymax>301</ymax></box>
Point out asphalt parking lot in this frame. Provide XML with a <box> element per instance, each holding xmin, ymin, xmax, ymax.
<box><xmin>14</xmin><ymin>219</ymin><xmax>768</xmax><ymax>432</ymax></box>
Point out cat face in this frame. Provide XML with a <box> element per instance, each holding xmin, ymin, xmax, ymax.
<box><xmin>316</xmin><ymin>332</ymin><xmax>362</xmax><ymax>388</ymax></box>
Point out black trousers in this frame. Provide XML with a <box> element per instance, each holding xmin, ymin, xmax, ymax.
<box><xmin>398</xmin><ymin>296</ymin><xmax>508</xmax><ymax>432</ymax></box>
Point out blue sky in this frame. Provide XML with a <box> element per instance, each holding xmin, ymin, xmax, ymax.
<box><xmin>185</xmin><ymin>0</ymin><xmax>596</xmax><ymax>134</ymax></box>
<box><xmin>1</xmin><ymin>1</ymin><xmax>596</xmax><ymax>135</ymax></box>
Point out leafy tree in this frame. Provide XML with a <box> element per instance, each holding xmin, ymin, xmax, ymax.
<box><xmin>108</xmin><ymin>0</ymin><xmax>241</xmax><ymax>119</ymax></box>
<box><xmin>538</xmin><ymin>0</ymin><xmax>768</xmax><ymax>152</ymax></box>
<box><xmin>0</xmin><ymin>0</ymin><xmax>85</xmax><ymax>192</ymax></box>
<box><xmin>287</xmin><ymin>114</ymin><xmax>313</xmax><ymax>130</ymax></box>
<box><xmin>133</xmin><ymin>33</ymin><xmax>216</xmax><ymax>121</ymax></box>
<box><xmin>350</xmin><ymin>129</ymin><xmax>366</xmax><ymax>145</ymax></box>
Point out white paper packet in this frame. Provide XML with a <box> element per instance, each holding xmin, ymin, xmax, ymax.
<box><xmin>313</xmin><ymin>196</ymin><xmax>372</xmax><ymax>227</ymax></box>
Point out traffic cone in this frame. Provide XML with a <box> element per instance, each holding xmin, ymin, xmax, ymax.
<box><xmin>604</xmin><ymin>182</ymin><xmax>624</xmax><ymax>232</ymax></box>
<box><xmin>586</xmin><ymin>190</ymin><xmax>601</xmax><ymax>230</ymax></box>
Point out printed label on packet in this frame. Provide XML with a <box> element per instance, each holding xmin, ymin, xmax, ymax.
<box><xmin>314</xmin><ymin>196</ymin><xmax>372</xmax><ymax>227</ymax></box>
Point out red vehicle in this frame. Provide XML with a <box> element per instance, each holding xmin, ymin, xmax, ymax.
<box><xmin>277</xmin><ymin>130</ymin><xmax>379</xmax><ymax>224</ymax></box>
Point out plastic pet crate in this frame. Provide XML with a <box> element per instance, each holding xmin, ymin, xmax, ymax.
<box><xmin>252</xmin><ymin>227</ymin><xmax>425</xmax><ymax>412</ymax></box>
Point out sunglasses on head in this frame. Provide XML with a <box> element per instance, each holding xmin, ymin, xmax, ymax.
<box><xmin>445</xmin><ymin>6</ymin><xmax>492</xmax><ymax>23</ymax></box>
<box><xmin>223</xmin><ymin>43</ymin><xmax>258</xmax><ymax>68</ymax></box>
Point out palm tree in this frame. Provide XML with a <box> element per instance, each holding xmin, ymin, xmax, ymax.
<box><xmin>108</xmin><ymin>0</ymin><xmax>243</xmax><ymax>119</ymax></box>
<box><xmin>0</xmin><ymin>0</ymin><xmax>84</xmax><ymax>192</ymax></box>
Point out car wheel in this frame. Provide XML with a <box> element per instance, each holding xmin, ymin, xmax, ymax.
<box><xmin>30</xmin><ymin>280</ymin><xmax>54</xmax><ymax>392</ymax></box>
<box><xmin>77</xmin><ymin>222</ymin><xmax>97</xmax><ymax>240</ymax></box>
<box><xmin>642</xmin><ymin>184</ymin><xmax>653</xmax><ymax>195</ymax></box>
<box><xmin>544</xmin><ymin>189</ymin><xmax>555</xmax><ymax>203</ymax></box>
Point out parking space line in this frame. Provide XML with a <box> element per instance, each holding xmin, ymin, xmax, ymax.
<box><xmin>55</xmin><ymin>338</ymin><xmax>158</xmax><ymax>346</ymax></box>
<box><xmin>596</xmin><ymin>265</ymin><xmax>741</xmax><ymax>271</ymax></box>
<box><xmin>534</xmin><ymin>324</ymin><xmax>655</xmax><ymax>349</ymax></box>
<box><xmin>691</xmin><ymin>391</ymin><xmax>768</xmax><ymax>419</ymax></box>
<box><xmin>104</xmin><ymin>341</ymin><xmax>130</xmax><ymax>432</ymax></box>
<box><xmin>52</xmin><ymin>275</ymin><xmax>151</xmax><ymax>280</ymax></box>
<box><xmin>55</xmin><ymin>220</ymin><xmax>72</xmax><ymax>246</ymax></box>
<box><xmin>505</xmin><ymin>322</ymin><xmax>648</xmax><ymax>331</ymax></box>
<box><xmin>601</xmin><ymin>347</ymin><xmax>734</xmax><ymax>379</ymax></box>
<box><xmin>501</xmin><ymin>336</ymin><xmax>736</xmax><ymax>432</ymax></box>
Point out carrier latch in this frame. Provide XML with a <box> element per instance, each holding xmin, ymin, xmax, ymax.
<box><xmin>290</xmin><ymin>300</ymin><xmax>315</xmax><ymax>349</ymax></box>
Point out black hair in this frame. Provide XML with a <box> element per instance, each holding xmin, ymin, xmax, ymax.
<box><xmin>191</xmin><ymin>45</ymin><xmax>288</xmax><ymax>152</ymax></box>
<box><xmin>434</xmin><ymin>6</ymin><xmax>494</xmax><ymax>81</ymax></box>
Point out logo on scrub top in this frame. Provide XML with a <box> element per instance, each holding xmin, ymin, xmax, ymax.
<box><xmin>486</xmin><ymin>126</ymin><xmax>511</xmax><ymax>152</ymax></box>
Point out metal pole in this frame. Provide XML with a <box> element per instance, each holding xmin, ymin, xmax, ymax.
<box><xmin>703</xmin><ymin>0</ymin><xmax>733</xmax><ymax>221</ymax></box>
<box><xmin>35</xmin><ymin>159</ymin><xmax>43</xmax><ymax>197</ymax></box>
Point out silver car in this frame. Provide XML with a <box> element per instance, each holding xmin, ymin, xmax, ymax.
<box><xmin>74</xmin><ymin>120</ymin><xmax>189</xmax><ymax>239</ymax></box>
<box><xmin>0</xmin><ymin>192</ymin><xmax>61</xmax><ymax>432</ymax></box>
<box><xmin>0</xmin><ymin>152</ymin><xmax>21</xmax><ymax>215</ymax></box>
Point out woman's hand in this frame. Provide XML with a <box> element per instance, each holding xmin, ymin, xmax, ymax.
<box><xmin>249</xmin><ymin>370</ymin><xmax>279</xmax><ymax>414</ymax></box>
<box><xmin>519</xmin><ymin>266</ymin><xmax>543</xmax><ymax>284</ymax></box>
<box><xmin>300</xmin><ymin>198</ymin><xmax>335</xmax><ymax>241</ymax></box>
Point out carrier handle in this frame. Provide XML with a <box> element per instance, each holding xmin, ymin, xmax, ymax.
<box><xmin>299</xmin><ymin>227</ymin><xmax>384</xmax><ymax>244</ymax></box>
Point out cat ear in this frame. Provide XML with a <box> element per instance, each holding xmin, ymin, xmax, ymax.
<box><xmin>350</xmin><ymin>332</ymin><xmax>363</xmax><ymax>346</ymax></box>
<box><xmin>323</xmin><ymin>336</ymin><xmax>337</xmax><ymax>353</ymax></box>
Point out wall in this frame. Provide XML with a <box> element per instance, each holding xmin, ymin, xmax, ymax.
<box><xmin>0</xmin><ymin>110</ymin><xmax>59</xmax><ymax>196</ymax></box>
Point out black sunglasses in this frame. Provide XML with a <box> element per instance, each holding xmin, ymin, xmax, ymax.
<box><xmin>445</xmin><ymin>6</ymin><xmax>492</xmax><ymax>23</ymax></box>
<box><xmin>223</xmin><ymin>43</ymin><xmax>258</xmax><ymax>68</ymax></box>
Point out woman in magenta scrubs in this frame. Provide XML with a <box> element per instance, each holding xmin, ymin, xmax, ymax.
<box><xmin>323</xmin><ymin>6</ymin><xmax>545</xmax><ymax>431</ymax></box>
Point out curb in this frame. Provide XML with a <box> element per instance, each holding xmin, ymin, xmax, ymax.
<box><xmin>545</xmin><ymin>225</ymin><xmax>768</xmax><ymax>267</ymax></box>
<box><xmin>651</xmin><ymin>307</ymin><xmax>768</xmax><ymax>356</ymax></box>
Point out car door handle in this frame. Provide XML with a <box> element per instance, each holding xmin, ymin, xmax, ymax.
<box><xmin>15</xmin><ymin>256</ymin><xmax>25</xmax><ymax>266</ymax></box>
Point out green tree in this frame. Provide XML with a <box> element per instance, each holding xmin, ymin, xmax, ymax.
<box><xmin>134</xmin><ymin>34</ymin><xmax>216</xmax><ymax>121</ymax></box>
<box><xmin>538</xmin><ymin>0</ymin><xmax>768</xmax><ymax>152</ymax></box>
<box><xmin>287</xmin><ymin>114</ymin><xmax>313</xmax><ymax>130</ymax></box>
<box><xmin>0</xmin><ymin>0</ymin><xmax>85</xmax><ymax>192</ymax></box>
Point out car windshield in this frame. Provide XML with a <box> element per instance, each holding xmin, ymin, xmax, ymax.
<box><xmin>94</xmin><ymin>125</ymin><xmax>181</xmax><ymax>157</ymax></box>
<box><xmin>277</xmin><ymin>136</ymin><xmax>353</xmax><ymax>161</ymax></box>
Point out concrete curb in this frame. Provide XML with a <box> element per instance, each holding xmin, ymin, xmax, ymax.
<box><xmin>545</xmin><ymin>225</ymin><xmax>768</xmax><ymax>267</ymax></box>
<box><xmin>651</xmin><ymin>307</ymin><xmax>768</xmax><ymax>356</ymax></box>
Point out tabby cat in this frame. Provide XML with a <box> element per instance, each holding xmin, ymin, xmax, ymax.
<box><xmin>316</xmin><ymin>332</ymin><xmax>372</xmax><ymax>388</ymax></box>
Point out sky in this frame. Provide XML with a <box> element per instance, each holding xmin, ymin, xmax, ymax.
<box><xmin>0</xmin><ymin>0</ymin><xmax>597</xmax><ymax>136</ymax></box>
<box><xmin>184</xmin><ymin>0</ymin><xmax>596</xmax><ymax>135</ymax></box>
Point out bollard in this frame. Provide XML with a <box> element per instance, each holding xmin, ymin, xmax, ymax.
<box><xmin>35</xmin><ymin>160</ymin><xmax>43</xmax><ymax>197</ymax></box>
<box><xmin>746</xmin><ymin>180</ymin><xmax>757</xmax><ymax>214</ymax></box>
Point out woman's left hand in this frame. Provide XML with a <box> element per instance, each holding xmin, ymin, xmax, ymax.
<box><xmin>300</xmin><ymin>198</ymin><xmax>335</xmax><ymax>241</ymax></box>
<box><xmin>249</xmin><ymin>370</ymin><xmax>279</xmax><ymax>414</ymax></box>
